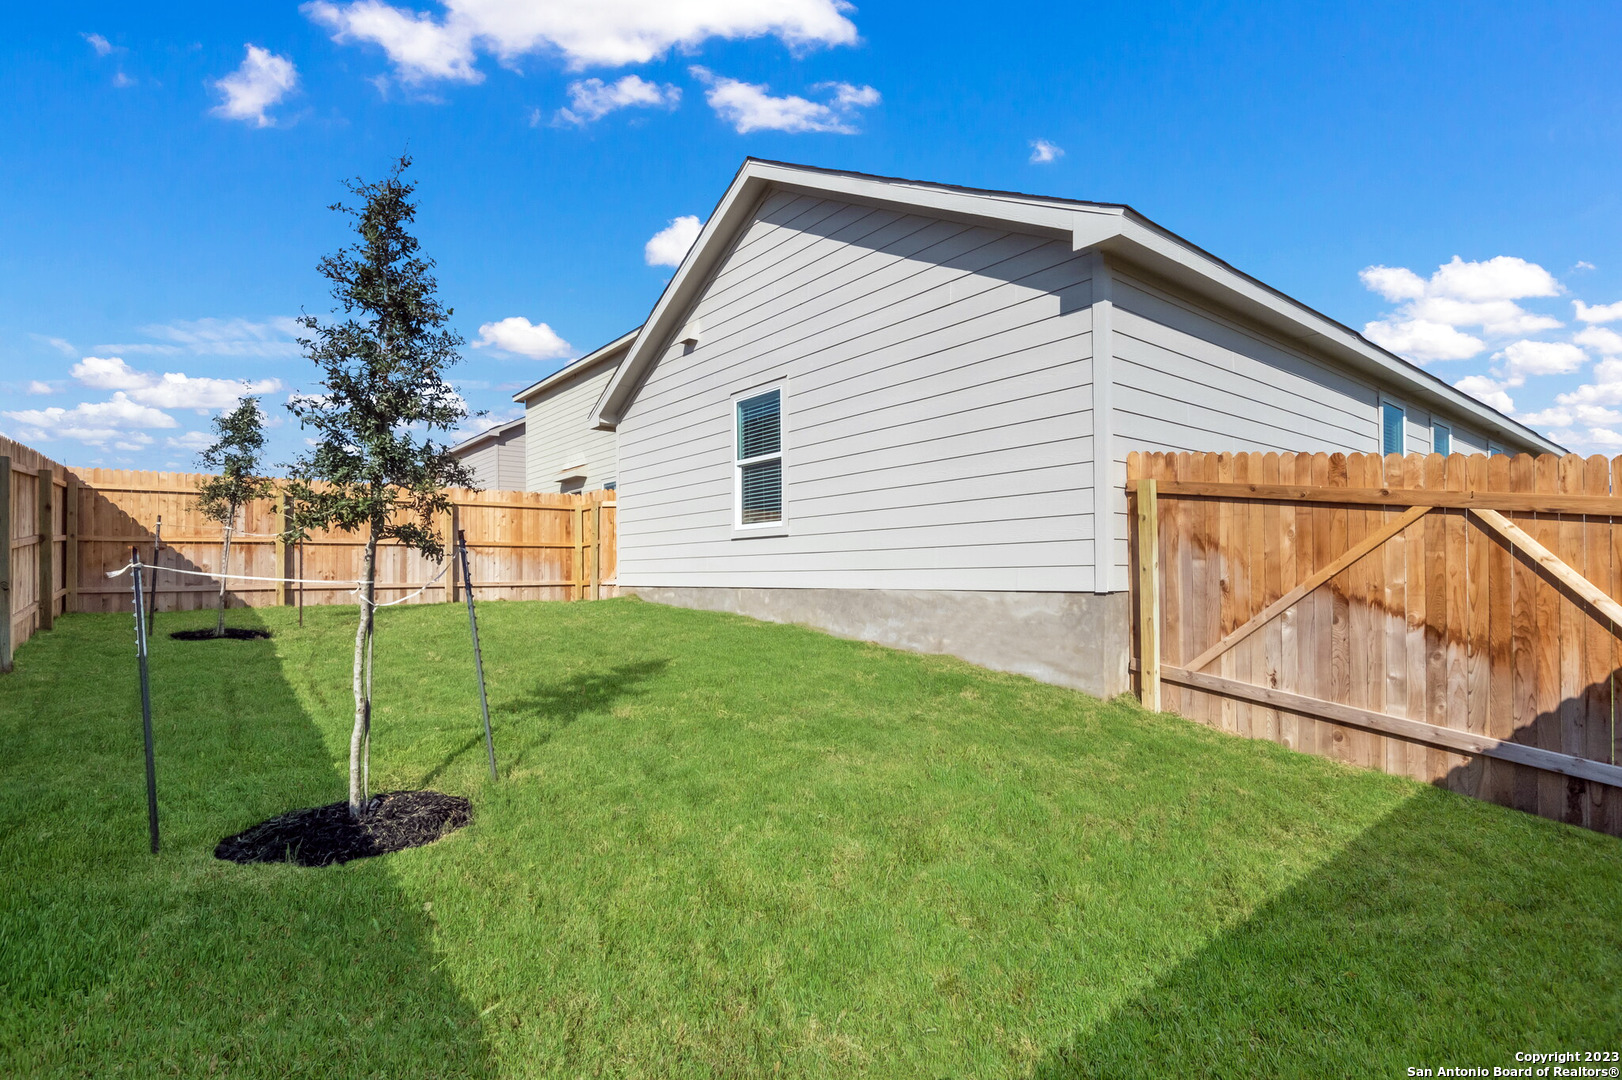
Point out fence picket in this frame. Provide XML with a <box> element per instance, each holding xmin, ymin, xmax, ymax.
<box><xmin>1128</xmin><ymin>449</ymin><xmax>1622</xmax><ymax>837</ymax></box>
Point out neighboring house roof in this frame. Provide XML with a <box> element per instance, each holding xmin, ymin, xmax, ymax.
<box><xmin>452</xmin><ymin>414</ymin><xmax>525</xmax><ymax>455</ymax></box>
<box><xmin>589</xmin><ymin>158</ymin><xmax>1561</xmax><ymax>454</ymax></box>
<box><xmin>511</xmin><ymin>326</ymin><xmax>641</xmax><ymax>405</ymax></box>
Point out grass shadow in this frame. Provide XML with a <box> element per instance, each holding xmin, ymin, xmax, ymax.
<box><xmin>1031</xmin><ymin>787</ymin><xmax>1622</xmax><ymax>1078</ymax></box>
<box><xmin>0</xmin><ymin>607</ymin><xmax>495</xmax><ymax>1077</ymax></box>
<box><xmin>492</xmin><ymin>658</ymin><xmax>670</xmax><ymax>769</ymax></box>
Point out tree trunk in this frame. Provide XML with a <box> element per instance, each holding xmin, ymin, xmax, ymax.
<box><xmin>349</xmin><ymin>528</ymin><xmax>379</xmax><ymax>819</ymax></box>
<box><xmin>215</xmin><ymin>516</ymin><xmax>233</xmax><ymax>638</ymax></box>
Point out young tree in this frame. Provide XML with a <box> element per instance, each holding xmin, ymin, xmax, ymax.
<box><xmin>195</xmin><ymin>396</ymin><xmax>274</xmax><ymax>638</ymax></box>
<box><xmin>284</xmin><ymin>154</ymin><xmax>473</xmax><ymax>820</ymax></box>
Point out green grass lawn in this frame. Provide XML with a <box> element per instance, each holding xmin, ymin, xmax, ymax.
<box><xmin>1</xmin><ymin>598</ymin><xmax>1618</xmax><ymax>1078</ymax></box>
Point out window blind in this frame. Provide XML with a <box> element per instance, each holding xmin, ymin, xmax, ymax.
<box><xmin>1382</xmin><ymin>402</ymin><xmax>1405</xmax><ymax>456</ymax></box>
<box><xmin>737</xmin><ymin>390</ymin><xmax>781</xmax><ymax>460</ymax></box>
<box><xmin>740</xmin><ymin>459</ymin><xmax>782</xmax><ymax>523</ymax></box>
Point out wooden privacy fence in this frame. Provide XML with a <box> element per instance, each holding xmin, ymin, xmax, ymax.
<box><xmin>1130</xmin><ymin>450</ymin><xmax>1622</xmax><ymax>837</ymax></box>
<box><xmin>1</xmin><ymin>457</ymin><xmax>616</xmax><ymax>672</ymax></box>
<box><xmin>1</xmin><ymin>437</ymin><xmax>72</xmax><ymax>672</ymax></box>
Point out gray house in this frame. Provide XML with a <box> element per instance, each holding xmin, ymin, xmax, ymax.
<box><xmin>585</xmin><ymin>160</ymin><xmax>1558</xmax><ymax>695</ymax></box>
<box><xmin>511</xmin><ymin>329</ymin><xmax>636</xmax><ymax>493</ymax></box>
<box><xmin>450</xmin><ymin>415</ymin><xmax>527</xmax><ymax>491</ymax></box>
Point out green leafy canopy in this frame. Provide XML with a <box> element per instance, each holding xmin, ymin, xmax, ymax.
<box><xmin>195</xmin><ymin>396</ymin><xmax>273</xmax><ymax>525</ymax></box>
<box><xmin>283</xmin><ymin>154</ymin><xmax>475</xmax><ymax>561</ymax></box>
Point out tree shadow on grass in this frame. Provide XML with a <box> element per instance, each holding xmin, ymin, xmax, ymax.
<box><xmin>0</xmin><ymin>607</ymin><xmax>495</xmax><ymax>1078</ymax></box>
<box><xmin>491</xmin><ymin>659</ymin><xmax>670</xmax><ymax>770</ymax></box>
<box><xmin>1030</xmin><ymin>787</ymin><xmax>1622</xmax><ymax>1079</ymax></box>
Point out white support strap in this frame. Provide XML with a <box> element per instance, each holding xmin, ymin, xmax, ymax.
<box><xmin>104</xmin><ymin>559</ymin><xmax>450</xmax><ymax>608</ymax></box>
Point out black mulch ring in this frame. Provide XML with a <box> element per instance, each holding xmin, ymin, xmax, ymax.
<box><xmin>170</xmin><ymin>628</ymin><xmax>273</xmax><ymax>641</ymax></box>
<box><xmin>214</xmin><ymin>790</ymin><xmax>471</xmax><ymax>866</ymax></box>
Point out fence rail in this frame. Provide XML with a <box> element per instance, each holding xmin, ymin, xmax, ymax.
<box><xmin>0</xmin><ymin>444</ymin><xmax>615</xmax><ymax>672</ymax></box>
<box><xmin>1129</xmin><ymin>449</ymin><xmax>1622</xmax><ymax>837</ymax></box>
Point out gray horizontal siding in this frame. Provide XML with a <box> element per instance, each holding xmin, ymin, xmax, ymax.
<box><xmin>455</xmin><ymin>431</ymin><xmax>524</xmax><ymax>491</ymax></box>
<box><xmin>1105</xmin><ymin>266</ymin><xmax>1505</xmax><ymax>582</ymax></box>
<box><xmin>617</xmin><ymin>190</ymin><xmax>1097</xmax><ymax>593</ymax></box>
<box><xmin>524</xmin><ymin>362</ymin><xmax>617</xmax><ymax>492</ymax></box>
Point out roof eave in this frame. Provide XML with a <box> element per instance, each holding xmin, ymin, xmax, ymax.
<box><xmin>511</xmin><ymin>327</ymin><xmax>641</xmax><ymax>405</ymax></box>
<box><xmin>590</xmin><ymin>159</ymin><xmax>1561</xmax><ymax>456</ymax></box>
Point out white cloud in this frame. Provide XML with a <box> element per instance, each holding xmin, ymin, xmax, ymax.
<box><xmin>473</xmin><ymin>317</ymin><xmax>573</xmax><ymax>359</ymax></box>
<box><xmin>1492</xmin><ymin>339</ymin><xmax>1586</xmax><ymax>381</ymax></box>
<box><xmin>644</xmin><ymin>214</ymin><xmax>702</xmax><ymax>267</ymax></box>
<box><xmin>1453</xmin><ymin>375</ymin><xmax>1517</xmax><ymax>414</ymax></box>
<box><xmin>1575</xmin><ymin>299</ymin><xmax>1622</xmax><ymax>324</ymax></box>
<box><xmin>83</xmin><ymin>33</ymin><xmax>119</xmax><ymax>57</ymax></box>
<box><xmin>1554</xmin><ymin>359</ymin><xmax>1622</xmax><ymax>409</ymax></box>
<box><xmin>1425</xmin><ymin>255</ymin><xmax>1561</xmax><ymax>302</ymax></box>
<box><xmin>1363</xmin><ymin>318</ymin><xmax>1485</xmax><ymax>363</ymax></box>
<box><xmin>1029</xmin><ymin>139</ymin><xmax>1063</xmax><ymax>164</ymax></box>
<box><xmin>113</xmin><ymin>72</ymin><xmax>135</xmax><ymax>89</ymax></box>
<box><xmin>211</xmin><ymin>45</ymin><xmax>299</xmax><ymax>127</ymax></box>
<box><xmin>1517</xmin><ymin>403</ymin><xmax>1622</xmax><ymax>428</ymax></box>
<box><xmin>100</xmin><ymin>316</ymin><xmax>303</xmax><ymax>359</ymax></box>
<box><xmin>1359</xmin><ymin>255</ymin><xmax>1565</xmax><ymax>363</ymax></box>
<box><xmin>4</xmin><ymin>394</ymin><xmax>177</xmax><ymax>448</ymax></box>
<box><xmin>305</xmin><ymin>1</ymin><xmax>480</xmax><ymax>82</ymax></box>
<box><xmin>691</xmin><ymin>67</ymin><xmax>878</xmax><ymax>133</ymax></box>
<box><xmin>1574</xmin><ymin>326</ymin><xmax>1622</xmax><ymax>356</ymax></box>
<box><xmin>71</xmin><ymin>356</ymin><xmax>283</xmax><ymax>411</ymax></box>
<box><xmin>555</xmin><ymin>74</ymin><xmax>679</xmax><ymax>125</ymax></box>
<box><xmin>1359</xmin><ymin>265</ymin><xmax>1428</xmax><ymax>302</ymax></box>
<box><xmin>26</xmin><ymin>381</ymin><xmax>54</xmax><ymax>395</ymax></box>
<box><xmin>165</xmin><ymin>430</ymin><xmax>217</xmax><ymax>452</ymax></box>
<box><xmin>305</xmin><ymin>0</ymin><xmax>858</xmax><ymax>81</ymax></box>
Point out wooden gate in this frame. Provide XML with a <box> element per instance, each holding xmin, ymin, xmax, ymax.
<box><xmin>1129</xmin><ymin>450</ymin><xmax>1622</xmax><ymax>837</ymax></box>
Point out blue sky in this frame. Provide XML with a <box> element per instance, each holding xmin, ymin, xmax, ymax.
<box><xmin>4</xmin><ymin>1</ymin><xmax>1622</xmax><ymax>469</ymax></box>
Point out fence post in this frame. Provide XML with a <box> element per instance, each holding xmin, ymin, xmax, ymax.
<box><xmin>37</xmin><ymin>468</ymin><xmax>54</xmax><ymax>632</ymax></box>
<box><xmin>588</xmin><ymin>499</ymin><xmax>602</xmax><ymax>601</ymax></box>
<box><xmin>1135</xmin><ymin>477</ymin><xmax>1161</xmax><ymax>711</ymax></box>
<box><xmin>446</xmin><ymin>504</ymin><xmax>460</xmax><ymax>603</ymax></box>
<box><xmin>571</xmin><ymin>503</ymin><xmax>585</xmax><ymax>601</ymax></box>
<box><xmin>0</xmin><ymin>456</ymin><xmax>11</xmax><ymax>673</ymax></box>
<box><xmin>275</xmin><ymin>491</ymin><xmax>292</xmax><ymax>606</ymax></box>
<box><xmin>64</xmin><ymin>478</ymin><xmax>78</xmax><ymax>614</ymax></box>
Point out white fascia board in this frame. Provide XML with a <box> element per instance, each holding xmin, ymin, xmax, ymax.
<box><xmin>589</xmin><ymin>161</ymin><xmax>1129</xmax><ymax>429</ymax></box>
<box><xmin>451</xmin><ymin>415</ymin><xmax>524</xmax><ymax>454</ymax></box>
<box><xmin>590</xmin><ymin>158</ymin><xmax>1559</xmax><ymax>455</ymax></box>
<box><xmin>510</xmin><ymin>328</ymin><xmax>639</xmax><ymax>404</ymax></box>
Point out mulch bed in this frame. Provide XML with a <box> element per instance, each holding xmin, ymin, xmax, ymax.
<box><xmin>215</xmin><ymin>790</ymin><xmax>472</xmax><ymax>866</ymax></box>
<box><xmin>170</xmin><ymin>628</ymin><xmax>273</xmax><ymax>641</ymax></box>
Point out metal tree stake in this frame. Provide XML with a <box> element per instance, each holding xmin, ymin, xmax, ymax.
<box><xmin>457</xmin><ymin>530</ymin><xmax>498</xmax><ymax>781</ymax></box>
<box><xmin>130</xmin><ymin>547</ymin><xmax>160</xmax><ymax>854</ymax></box>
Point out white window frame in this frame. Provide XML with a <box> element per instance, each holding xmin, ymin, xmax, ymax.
<box><xmin>1487</xmin><ymin>440</ymin><xmax>1509</xmax><ymax>457</ymax></box>
<box><xmin>1432</xmin><ymin>419</ymin><xmax>1452</xmax><ymax>456</ymax></box>
<box><xmin>731</xmin><ymin>380</ymin><xmax>789</xmax><ymax>538</ymax></box>
<box><xmin>1379</xmin><ymin>394</ymin><xmax>1407</xmax><ymax>456</ymax></box>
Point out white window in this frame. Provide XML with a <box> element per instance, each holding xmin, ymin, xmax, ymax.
<box><xmin>735</xmin><ymin>387</ymin><xmax>784</xmax><ymax>528</ymax></box>
<box><xmin>1488</xmin><ymin>440</ymin><xmax>1508</xmax><ymax>457</ymax></box>
<box><xmin>1381</xmin><ymin>399</ymin><xmax>1406</xmax><ymax>456</ymax></box>
<box><xmin>1432</xmin><ymin>420</ymin><xmax>1451</xmax><ymax>456</ymax></box>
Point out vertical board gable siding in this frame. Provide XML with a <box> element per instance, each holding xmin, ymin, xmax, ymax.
<box><xmin>616</xmin><ymin>193</ymin><xmax>1097</xmax><ymax>593</ymax></box>
<box><xmin>525</xmin><ymin>364</ymin><xmax>618</xmax><ymax>492</ymax></box>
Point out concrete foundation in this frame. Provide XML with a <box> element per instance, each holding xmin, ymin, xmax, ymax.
<box><xmin>626</xmin><ymin>586</ymin><xmax>1132</xmax><ymax>698</ymax></box>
